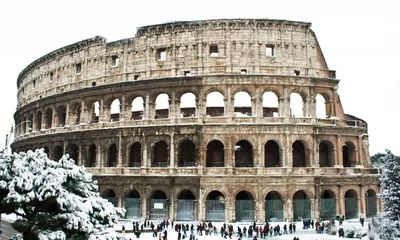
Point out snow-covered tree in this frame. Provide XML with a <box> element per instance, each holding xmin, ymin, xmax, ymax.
<box><xmin>0</xmin><ymin>149</ymin><xmax>124</xmax><ymax>240</ymax></box>
<box><xmin>378</xmin><ymin>150</ymin><xmax>400</xmax><ymax>239</ymax></box>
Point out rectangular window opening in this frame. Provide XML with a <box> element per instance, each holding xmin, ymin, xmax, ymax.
<box><xmin>111</xmin><ymin>55</ymin><xmax>119</xmax><ymax>67</ymax></box>
<box><xmin>92</xmin><ymin>81</ymin><xmax>96</xmax><ymax>86</ymax></box>
<box><xmin>76</xmin><ymin>63</ymin><xmax>82</xmax><ymax>75</ymax></box>
<box><xmin>50</xmin><ymin>72</ymin><xmax>54</xmax><ymax>81</ymax></box>
<box><xmin>241</xmin><ymin>69</ymin><xmax>247</xmax><ymax>74</ymax></box>
<box><xmin>266</xmin><ymin>45</ymin><xmax>275</xmax><ymax>57</ymax></box>
<box><xmin>210</xmin><ymin>45</ymin><xmax>219</xmax><ymax>57</ymax></box>
<box><xmin>184</xmin><ymin>71</ymin><xmax>191</xmax><ymax>76</ymax></box>
<box><xmin>294</xmin><ymin>70</ymin><xmax>300</xmax><ymax>76</ymax></box>
<box><xmin>32</xmin><ymin>79</ymin><xmax>36</xmax><ymax>88</ymax></box>
<box><xmin>157</xmin><ymin>48</ymin><xmax>167</xmax><ymax>61</ymax></box>
<box><xmin>133</xmin><ymin>75</ymin><xmax>139</xmax><ymax>80</ymax></box>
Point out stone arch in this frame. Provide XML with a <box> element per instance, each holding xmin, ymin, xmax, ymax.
<box><xmin>36</xmin><ymin>111</ymin><xmax>43</xmax><ymax>130</ymax></box>
<box><xmin>110</xmin><ymin>98</ymin><xmax>121</xmax><ymax>122</ymax></box>
<box><xmin>66</xmin><ymin>143</ymin><xmax>79</xmax><ymax>164</ymax></box>
<box><xmin>365</xmin><ymin>189</ymin><xmax>377</xmax><ymax>217</ymax></box>
<box><xmin>86</xmin><ymin>143</ymin><xmax>97</xmax><ymax>167</ymax></box>
<box><xmin>345</xmin><ymin>189</ymin><xmax>359</xmax><ymax>219</ymax></box>
<box><xmin>131</xmin><ymin>96</ymin><xmax>144</xmax><ymax>120</ymax></box>
<box><xmin>180</xmin><ymin>92</ymin><xmax>197</xmax><ymax>118</ymax></box>
<box><xmin>206</xmin><ymin>140</ymin><xmax>225</xmax><ymax>167</ymax></box>
<box><xmin>233</xmin><ymin>91</ymin><xmax>252</xmax><ymax>117</ymax></box>
<box><xmin>125</xmin><ymin>190</ymin><xmax>141</xmax><ymax>219</ymax></box>
<box><xmin>176</xmin><ymin>190</ymin><xmax>196</xmax><ymax>221</ymax></box>
<box><xmin>320</xmin><ymin>189</ymin><xmax>336</xmax><ymax>220</ymax></box>
<box><xmin>70</xmin><ymin>102</ymin><xmax>82</xmax><ymax>125</ymax></box>
<box><xmin>152</xmin><ymin>140</ymin><xmax>169</xmax><ymax>167</ymax></box>
<box><xmin>89</xmin><ymin>101</ymin><xmax>100</xmax><ymax>123</ymax></box>
<box><xmin>292</xmin><ymin>140</ymin><xmax>309</xmax><ymax>167</ymax></box>
<box><xmin>290</xmin><ymin>92</ymin><xmax>304</xmax><ymax>118</ymax></box>
<box><xmin>343</xmin><ymin>141</ymin><xmax>357</xmax><ymax>167</ymax></box>
<box><xmin>56</xmin><ymin>105</ymin><xmax>67</xmax><ymax>127</ymax></box>
<box><xmin>234</xmin><ymin>140</ymin><xmax>253</xmax><ymax>167</ymax></box>
<box><xmin>205</xmin><ymin>190</ymin><xmax>225</xmax><ymax>221</ymax></box>
<box><xmin>28</xmin><ymin>113</ymin><xmax>33</xmax><ymax>132</ymax></box>
<box><xmin>107</xmin><ymin>143</ymin><xmax>117</xmax><ymax>167</ymax></box>
<box><xmin>315</xmin><ymin>91</ymin><xmax>333</xmax><ymax>118</ymax></box>
<box><xmin>150</xmin><ymin>190</ymin><xmax>168</xmax><ymax>220</ymax></box>
<box><xmin>43</xmin><ymin>146</ymin><xmax>50</xmax><ymax>157</ymax></box>
<box><xmin>155</xmin><ymin>93</ymin><xmax>170</xmax><ymax>119</ymax></box>
<box><xmin>265</xmin><ymin>140</ymin><xmax>281</xmax><ymax>167</ymax></box>
<box><xmin>128</xmin><ymin>142</ymin><xmax>142</xmax><ymax>167</ymax></box>
<box><xmin>178</xmin><ymin>139</ymin><xmax>196</xmax><ymax>167</ymax></box>
<box><xmin>265</xmin><ymin>191</ymin><xmax>284</xmax><ymax>222</ymax></box>
<box><xmin>206</xmin><ymin>91</ymin><xmax>225</xmax><ymax>117</ymax></box>
<box><xmin>319</xmin><ymin>140</ymin><xmax>335</xmax><ymax>167</ymax></box>
<box><xmin>102</xmin><ymin>188</ymin><xmax>117</xmax><ymax>206</ymax></box>
<box><xmin>45</xmin><ymin>108</ymin><xmax>53</xmax><ymax>129</ymax></box>
<box><xmin>235</xmin><ymin>190</ymin><xmax>255</xmax><ymax>222</ymax></box>
<box><xmin>293</xmin><ymin>190</ymin><xmax>311</xmax><ymax>221</ymax></box>
<box><xmin>53</xmin><ymin>145</ymin><xmax>63</xmax><ymax>161</ymax></box>
<box><xmin>262</xmin><ymin>91</ymin><xmax>279</xmax><ymax>117</ymax></box>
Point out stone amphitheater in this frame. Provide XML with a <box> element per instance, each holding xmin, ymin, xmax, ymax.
<box><xmin>12</xmin><ymin>19</ymin><xmax>380</xmax><ymax>222</ymax></box>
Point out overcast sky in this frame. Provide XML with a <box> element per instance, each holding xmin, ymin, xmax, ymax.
<box><xmin>1</xmin><ymin>0</ymin><xmax>399</xmax><ymax>155</ymax></box>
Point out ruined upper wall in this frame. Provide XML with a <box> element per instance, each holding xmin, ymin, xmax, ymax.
<box><xmin>16</xmin><ymin>19</ymin><xmax>335</xmax><ymax>107</ymax></box>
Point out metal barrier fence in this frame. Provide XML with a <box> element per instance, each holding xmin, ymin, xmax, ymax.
<box><xmin>265</xmin><ymin>199</ymin><xmax>284</xmax><ymax>222</ymax></box>
<box><xmin>104</xmin><ymin>197</ymin><xmax>117</xmax><ymax>207</ymax></box>
<box><xmin>293</xmin><ymin>199</ymin><xmax>311</xmax><ymax>221</ymax></box>
<box><xmin>345</xmin><ymin>197</ymin><xmax>358</xmax><ymax>219</ymax></box>
<box><xmin>206</xmin><ymin>200</ymin><xmax>225</xmax><ymax>221</ymax></box>
<box><xmin>366</xmin><ymin>197</ymin><xmax>377</xmax><ymax>217</ymax></box>
<box><xmin>125</xmin><ymin>198</ymin><xmax>140</xmax><ymax>219</ymax></box>
<box><xmin>320</xmin><ymin>198</ymin><xmax>336</xmax><ymax>220</ymax></box>
<box><xmin>236</xmin><ymin>200</ymin><xmax>254</xmax><ymax>221</ymax></box>
<box><xmin>177</xmin><ymin>200</ymin><xmax>195</xmax><ymax>220</ymax></box>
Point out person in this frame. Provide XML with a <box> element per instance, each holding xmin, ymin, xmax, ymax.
<box><xmin>283</xmin><ymin>224</ymin><xmax>287</xmax><ymax>234</ymax></box>
<box><xmin>360</xmin><ymin>216</ymin><xmax>365</xmax><ymax>227</ymax></box>
<box><xmin>178</xmin><ymin>231</ymin><xmax>182</xmax><ymax>240</ymax></box>
<box><xmin>122</xmin><ymin>225</ymin><xmax>126</xmax><ymax>234</ymax></box>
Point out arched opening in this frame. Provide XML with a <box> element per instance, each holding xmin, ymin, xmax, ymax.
<box><xmin>343</xmin><ymin>142</ymin><xmax>356</xmax><ymax>167</ymax></box>
<box><xmin>110</xmin><ymin>99</ymin><xmax>120</xmax><ymax>122</ymax></box>
<box><xmin>67</xmin><ymin>144</ymin><xmax>79</xmax><ymax>164</ymax></box>
<box><xmin>28</xmin><ymin>114</ymin><xmax>33</xmax><ymax>132</ymax></box>
<box><xmin>179</xmin><ymin>140</ymin><xmax>196</xmax><ymax>167</ymax></box>
<box><xmin>125</xmin><ymin>190</ymin><xmax>140</xmax><ymax>219</ymax></box>
<box><xmin>56</xmin><ymin>105</ymin><xmax>66</xmax><ymax>127</ymax></box>
<box><xmin>206</xmin><ymin>191</ymin><xmax>225</xmax><ymax>221</ymax></box>
<box><xmin>131</xmin><ymin>97</ymin><xmax>144</xmax><ymax>120</ymax></box>
<box><xmin>290</xmin><ymin>93</ymin><xmax>304</xmax><ymax>118</ymax></box>
<box><xmin>108</xmin><ymin>144</ymin><xmax>117</xmax><ymax>167</ymax></box>
<box><xmin>235</xmin><ymin>191</ymin><xmax>254</xmax><ymax>222</ymax></box>
<box><xmin>206</xmin><ymin>91</ymin><xmax>224</xmax><ymax>117</ymax></box>
<box><xmin>45</xmin><ymin>108</ymin><xmax>53</xmax><ymax>129</ymax></box>
<box><xmin>150</xmin><ymin>190</ymin><xmax>168</xmax><ymax>220</ymax></box>
<box><xmin>235</xmin><ymin>140</ymin><xmax>253</xmax><ymax>167</ymax></box>
<box><xmin>316</xmin><ymin>94</ymin><xmax>328</xmax><ymax>119</ymax></box>
<box><xmin>129</xmin><ymin>142</ymin><xmax>141</xmax><ymax>167</ymax></box>
<box><xmin>90</xmin><ymin>101</ymin><xmax>100</xmax><ymax>123</ymax></box>
<box><xmin>180</xmin><ymin>92</ymin><xmax>196</xmax><ymax>118</ymax></box>
<box><xmin>53</xmin><ymin>145</ymin><xmax>63</xmax><ymax>161</ymax></box>
<box><xmin>206</xmin><ymin>140</ymin><xmax>224</xmax><ymax>167</ymax></box>
<box><xmin>265</xmin><ymin>191</ymin><xmax>284</xmax><ymax>222</ymax></box>
<box><xmin>320</xmin><ymin>190</ymin><xmax>336</xmax><ymax>220</ymax></box>
<box><xmin>102</xmin><ymin>189</ymin><xmax>117</xmax><ymax>206</ymax></box>
<box><xmin>75</xmin><ymin>104</ymin><xmax>82</xmax><ymax>125</ymax></box>
<box><xmin>233</xmin><ymin>91</ymin><xmax>252</xmax><ymax>117</ymax></box>
<box><xmin>43</xmin><ymin>146</ymin><xmax>50</xmax><ymax>157</ymax></box>
<box><xmin>36</xmin><ymin>111</ymin><xmax>42</xmax><ymax>131</ymax></box>
<box><xmin>293</xmin><ymin>141</ymin><xmax>306</xmax><ymax>167</ymax></box>
<box><xmin>153</xmin><ymin>141</ymin><xmax>168</xmax><ymax>167</ymax></box>
<box><xmin>265</xmin><ymin>140</ymin><xmax>280</xmax><ymax>167</ymax></box>
<box><xmin>293</xmin><ymin>190</ymin><xmax>311</xmax><ymax>221</ymax></box>
<box><xmin>87</xmin><ymin>144</ymin><xmax>96</xmax><ymax>167</ymax></box>
<box><xmin>366</xmin><ymin>189</ymin><xmax>377</xmax><ymax>217</ymax></box>
<box><xmin>155</xmin><ymin>93</ymin><xmax>169</xmax><ymax>119</ymax></box>
<box><xmin>345</xmin><ymin>189</ymin><xmax>358</xmax><ymax>219</ymax></box>
<box><xmin>262</xmin><ymin>92</ymin><xmax>279</xmax><ymax>117</ymax></box>
<box><xmin>319</xmin><ymin>140</ymin><xmax>335</xmax><ymax>167</ymax></box>
<box><xmin>177</xmin><ymin>190</ymin><xmax>196</xmax><ymax>221</ymax></box>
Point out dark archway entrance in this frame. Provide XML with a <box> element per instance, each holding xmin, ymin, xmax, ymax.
<box><xmin>206</xmin><ymin>191</ymin><xmax>225</xmax><ymax>221</ymax></box>
<box><xmin>265</xmin><ymin>141</ymin><xmax>280</xmax><ymax>167</ymax></box>
<box><xmin>235</xmin><ymin>140</ymin><xmax>253</xmax><ymax>167</ymax></box>
<box><xmin>293</xmin><ymin>141</ymin><xmax>306</xmax><ymax>167</ymax></box>
<box><xmin>179</xmin><ymin>140</ymin><xmax>196</xmax><ymax>167</ymax></box>
<box><xmin>153</xmin><ymin>141</ymin><xmax>168</xmax><ymax>167</ymax></box>
<box><xmin>345</xmin><ymin>189</ymin><xmax>358</xmax><ymax>219</ymax></box>
<box><xmin>366</xmin><ymin>189</ymin><xmax>377</xmax><ymax>217</ymax></box>
<box><xmin>129</xmin><ymin>142</ymin><xmax>141</xmax><ymax>167</ymax></box>
<box><xmin>265</xmin><ymin>191</ymin><xmax>284</xmax><ymax>222</ymax></box>
<box><xmin>177</xmin><ymin>190</ymin><xmax>196</xmax><ymax>221</ymax></box>
<box><xmin>125</xmin><ymin>190</ymin><xmax>140</xmax><ymax>219</ymax></box>
<box><xmin>235</xmin><ymin>191</ymin><xmax>254</xmax><ymax>222</ymax></box>
<box><xmin>150</xmin><ymin>190</ymin><xmax>168</xmax><ymax>220</ymax></box>
<box><xmin>293</xmin><ymin>190</ymin><xmax>311</xmax><ymax>221</ymax></box>
<box><xmin>206</xmin><ymin>140</ymin><xmax>224</xmax><ymax>167</ymax></box>
<box><xmin>320</xmin><ymin>190</ymin><xmax>336</xmax><ymax>220</ymax></box>
<box><xmin>102</xmin><ymin>189</ymin><xmax>117</xmax><ymax>206</ymax></box>
<box><xmin>108</xmin><ymin>144</ymin><xmax>117</xmax><ymax>167</ymax></box>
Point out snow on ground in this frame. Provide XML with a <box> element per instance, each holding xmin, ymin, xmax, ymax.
<box><xmin>114</xmin><ymin>218</ymin><xmax>370</xmax><ymax>240</ymax></box>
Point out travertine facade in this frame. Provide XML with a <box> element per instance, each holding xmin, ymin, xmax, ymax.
<box><xmin>13</xmin><ymin>19</ymin><xmax>380</xmax><ymax>222</ymax></box>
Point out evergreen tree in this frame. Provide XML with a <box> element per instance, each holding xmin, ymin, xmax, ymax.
<box><xmin>379</xmin><ymin>150</ymin><xmax>400</xmax><ymax>239</ymax></box>
<box><xmin>0</xmin><ymin>149</ymin><xmax>124</xmax><ymax>240</ymax></box>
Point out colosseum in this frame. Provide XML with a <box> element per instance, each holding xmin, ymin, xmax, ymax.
<box><xmin>12</xmin><ymin>19</ymin><xmax>380</xmax><ymax>223</ymax></box>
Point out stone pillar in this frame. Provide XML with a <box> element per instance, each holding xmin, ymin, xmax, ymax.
<box><xmin>169</xmin><ymin>92</ymin><xmax>176</xmax><ymax>120</ymax></box>
<box><xmin>285</xmin><ymin>133</ymin><xmax>292</xmax><ymax>167</ymax></box>
<box><xmin>52</xmin><ymin>109</ymin><xmax>57</xmax><ymax>128</ymax></box>
<box><xmin>310</xmin><ymin>198</ymin><xmax>316</xmax><ymax>220</ymax></box>
<box><xmin>304</xmin><ymin>97</ymin><xmax>310</xmax><ymax>118</ymax></box>
<box><xmin>198</xmin><ymin>188</ymin><xmax>204</xmax><ymax>221</ymax></box>
<box><xmin>120</xmin><ymin>95</ymin><xmax>126</xmax><ymax>122</ymax></box>
<box><xmin>65</xmin><ymin>103</ymin><xmax>70</xmax><ymax>126</ymax></box>
<box><xmin>42</xmin><ymin>111</ymin><xmax>47</xmax><ymax>129</ymax></box>
<box><xmin>357</xmin><ymin>138</ymin><xmax>363</xmax><ymax>167</ymax></box>
<box><xmin>338</xmin><ymin>185</ymin><xmax>344</xmax><ymax>216</ymax></box>
<box><xmin>170</xmin><ymin>133</ymin><xmax>175</xmax><ymax>168</ymax></box>
<box><xmin>141</xmin><ymin>196</ymin><xmax>147</xmax><ymax>219</ymax></box>
<box><xmin>118</xmin><ymin>194</ymin><xmax>123</xmax><ymax>208</ymax></box>
<box><xmin>169</xmin><ymin>196</ymin><xmax>175</xmax><ymax>220</ymax></box>
<box><xmin>336</xmin><ymin>136</ymin><xmax>342</xmax><ymax>167</ymax></box>
<box><xmin>142</xmin><ymin>140</ymin><xmax>148</xmax><ymax>168</ymax></box>
<box><xmin>144</xmin><ymin>93</ymin><xmax>150</xmax><ymax>120</ymax></box>
<box><xmin>117</xmin><ymin>132</ymin><xmax>123</xmax><ymax>167</ymax></box>
<box><xmin>360</xmin><ymin>186</ymin><xmax>365</xmax><ymax>217</ymax></box>
<box><xmin>285</xmin><ymin>198</ymin><xmax>293</xmax><ymax>221</ymax></box>
<box><xmin>278</xmin><ymin>97</ymin><xmax>285</xmax><ymax>117</ymax></box>
<box><xmin>99</xmin><ymin>99</ymin><xmax>106</xmax><ymax>122</ymax></box>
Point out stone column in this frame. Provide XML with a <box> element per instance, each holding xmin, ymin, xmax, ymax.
<box><xmin>336</xmin><ymin>135</ymin><xmax>342</xmax><ymax>167</ymax></box>
<box><xmin>285</xmin><ymin>133</ymin><xmax>292</xmax><ymax>167</ymax></box>
<box><xmin>52</xmin><ymin>109</ymin><xmax>57</xmax><ymax>128</ymax></box>
<box><xmin>285</xmin><ymin>198</ymin><xmax>293</xmax><ymax>221</ymax></box>
<box><xmin>169</xmin><ymin>195</ymin><xmax>175</xmax><ymax>220</ymax></box>
<box><xmin>360</xmin><ymin>186</ymin><xmax>365</xmax><ymax>217</ymax></box>
<box><xmin>141</xmin><ymin>196</ymin><xmax>147</xmax><ymax>219</ymax></box>
<box><xmin>120</xmin><ymin>95</ymin><xmax>126</xmax><ymax>122</ymax></box>
<box><xmin>65</xmin><ymin>103</ymin><xmax>70</xmax><ymax>126</ymax></box>
<box><xmin>338</xmin><ymin>185</ymin><xmax>344</xmax><ymax>216</ymax></box>
<box><xmin>170</xmin><ymin>133</ymin><xmax>175</xmax><ymax>168</ymax></box>
<box><xmin>117</xmin><ymin>132</ymin><xmax>123</xmax><ymax>167</ymax></box>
